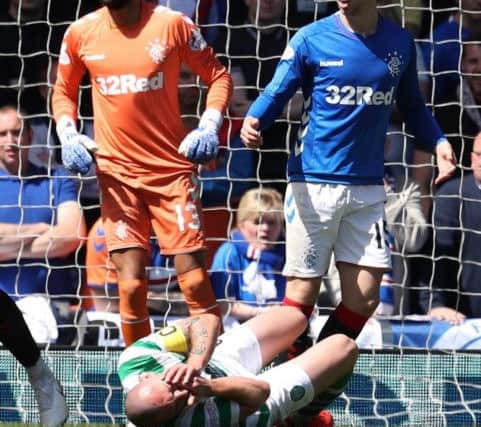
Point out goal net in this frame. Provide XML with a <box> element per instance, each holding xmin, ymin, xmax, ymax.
<box><xmin>0</xmin><ymin>0</ymin><xmax>480</xmax><ymax>425</ymax></box>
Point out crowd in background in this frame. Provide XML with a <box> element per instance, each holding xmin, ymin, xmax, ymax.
<box><xmin>0</xmin><ymin>0</ymin><xmax>481</xmax><ymax>345</ymax></box>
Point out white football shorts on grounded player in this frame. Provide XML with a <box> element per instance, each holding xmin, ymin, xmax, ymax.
<box><xmin>283</xmin><ymin>182</ymin><xmax>392</xmax><ymax>278</ymax></box>
<box><xmin>212</xmin><ymin>323</ymin><xmax>315</xmax><ymax>422</ymax></box>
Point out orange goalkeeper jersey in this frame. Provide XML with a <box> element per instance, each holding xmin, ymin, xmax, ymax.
<box><xmin>53</xmin><ymin>1</ymin><xmax>232</xmax><ymax>177</ymax></box>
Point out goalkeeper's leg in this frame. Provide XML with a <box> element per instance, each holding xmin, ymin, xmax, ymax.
<box><xmin>175</xmin><ymin>251</ymin><xmax>222</xmax><ymax>325</ymax></box>
<box><xmin>112</xmin><ymin>248</ymin><xmax>152</xmax><ymax>346</ymax></box>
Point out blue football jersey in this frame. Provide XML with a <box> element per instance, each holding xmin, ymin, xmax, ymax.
<box><xmin>247</xmin><ymin>13</ymin><xmax>446</xmax><ymax>185</ymax></box>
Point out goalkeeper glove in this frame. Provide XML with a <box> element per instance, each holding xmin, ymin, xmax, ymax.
<box><xmin>57</xmin><ymin>116</ymin><xmax>98</xmax><ymax>175</ymax></box>
<box><xmin>178</xmin><ymin>108</ymin><xmax>223</xmax><ymax>164</ymax></box>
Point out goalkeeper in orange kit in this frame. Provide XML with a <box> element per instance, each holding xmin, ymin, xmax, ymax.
<box><xmin>52</xmin><ymin>0</ymin><xmax>232</xmax><ymax>345</ymax></box>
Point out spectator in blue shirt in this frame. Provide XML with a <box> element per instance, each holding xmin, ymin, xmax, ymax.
<box><xmin>0</xmin><ymin>104</ymin><xmax>86</xmax><ymax>311</ymax></box>
<box><xmin>434</xmin><ymin>38</ymin><xmax>481</xmax><ymax>172</ymax></box>
<box><xmin>210</xmin><ymin>187</ymin><xmax>285</xmax><ymax>322</ymax></box>
<box><xmin>421</xmin><ymin>0</ymin><xmax>481</xmax><ymax>101</ymax></box>
<box><xmin>419</xmin><ymin>132</ymin><xmax>481</xmax><ymax>323</ymax></box>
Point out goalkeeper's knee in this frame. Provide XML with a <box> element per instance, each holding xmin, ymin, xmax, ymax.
<box><xmin>177</xmin><ymin>268</ymin><xmax>221</xmax><ymax>319</ymax></box>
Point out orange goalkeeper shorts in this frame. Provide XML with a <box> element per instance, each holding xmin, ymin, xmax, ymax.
<box><xmin>98</xmin><ymin>171</ymin><xmax>206</xmax><ymax>254</ymax></box>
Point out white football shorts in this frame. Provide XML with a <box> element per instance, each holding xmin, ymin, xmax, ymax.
<box><xmin>210</xmin><ymin>322</ymin><xmax>263</xmax><ymax>376</ymax></box>
<box><xmin>283</xmin><ymin>182</ymin><xmax>392</xmax><ymax>278</ymax></box>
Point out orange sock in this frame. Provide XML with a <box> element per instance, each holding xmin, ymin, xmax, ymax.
<box><xmin>118</xmin><ymin>278</ymin><xmax>151</xmax><ymax>346</ymax></box>
<box><xmin>177</xmin><ymin>268</ymin><xmax>222</xmax><ymax>323</ymax></box>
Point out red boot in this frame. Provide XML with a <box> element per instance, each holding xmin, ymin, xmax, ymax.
<box><xmin>306</xmin><ymin>411</ymin><xmax>334</xmax><ymax>427</ymax></box>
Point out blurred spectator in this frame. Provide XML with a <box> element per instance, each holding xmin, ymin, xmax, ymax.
<box><xmin>27</xmin><ymin>57</ymin><xmax>61</xmax><ymax>171</ymax></box>
<box><xmin>85</xmin><ymin>217</ymin><xmax>179</xmax><ymax>314</ymax></box>
<box><xmin>421</xmin><ymin>0</ymin><xmax>481</xmax><ymax>101</ymax></box>
<box><xmin>380</xmin><ymin>168</ymin><xmax>429</xmax><ymax>315</ymax></box>
<box><xmin>419</xmin><ymin>132</ymin><xmax>481</xmax><ymax>323</ymax></box>
<box><xmin>157</xmin><ymin>0</ymin><xmax>227</xmax><ymax>44</ymax></box>
<box><xmin>199</xmin><ymin>66</ymin><xmax>255</xmax><ymax>207</ymax></box>
<box><xmin>0</xmin><ymin>105</ymin><xmax>86</xmax><ymax>342</ymax></box>
<box><xmin>435</xmin><ymin>38</ymin><xmax>481</xmax><ymax>172</ymax></box>
<box><xmin>413</xmin><ymin>37</ymin><xmax>481</xmax><ymax>218</ymax></box>
<box><xmin>378</xmin><ymin>0</ymin><xmax>427</xmax><ymax>38</ymax></box>
<box><xmin>210</xmin><ymin>187</ymin><xmax>285</xmax><ymax>323</ymax></box>
<box><xmin>284</xmin><ymin>0</ymin><xmax>336</xmax><ymax>27</ymax></box>
<box><xmin>0</xmin><ymin>0</ymin><xmax>53</xmax><ymax>114</ymax></box>
<box><xmin>214</xmin><ymin>0</ymin><xmax>303</xmax><ymax>195</ymax></box>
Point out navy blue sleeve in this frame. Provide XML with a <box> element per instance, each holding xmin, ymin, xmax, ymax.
<box><xmin>396</xmin><ymin>38</ymin><xmax>446</xmax><ymax>152</ymax></box>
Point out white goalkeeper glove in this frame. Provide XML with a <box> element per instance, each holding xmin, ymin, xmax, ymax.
<box><xmin>57</xmin><ymin>116</ymin><xmax>98</xmax><ymax>175</ymax></box>
<box><xmin>178</xmin><ymin>108</ymin><xmax>223</xmax><ymax>164</ymax></box>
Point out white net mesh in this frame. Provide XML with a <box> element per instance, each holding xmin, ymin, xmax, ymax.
<box><xmin>1</xmin><ymin>0</ymin><xmax>481</xmax><ymax>425</ymax></box>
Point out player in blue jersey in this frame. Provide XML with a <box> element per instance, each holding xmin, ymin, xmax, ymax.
<box><xmin>240</xmin><ymin>0</ymin><xmax>457</xmax><ymax>358</ymax></box>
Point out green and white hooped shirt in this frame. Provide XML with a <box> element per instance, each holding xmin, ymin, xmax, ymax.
<box><xmin>117</xmin><ymin>329</ymin><xmax>274</xmax><ymax>427</ymax></box>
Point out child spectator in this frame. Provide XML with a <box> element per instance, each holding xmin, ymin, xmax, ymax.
<box><xmin>210</xmin><ymin>188</ymin><xmax>285</xmax><ymax>323</ymax></box>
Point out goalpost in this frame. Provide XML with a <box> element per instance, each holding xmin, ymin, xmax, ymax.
<box><xmin>0</xmin><ymin>0</ymin><xmax>480</xmax><ymax>425</ymax></box>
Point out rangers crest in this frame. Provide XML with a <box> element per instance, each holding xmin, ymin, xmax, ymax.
<box><xmin>385</xmin><ymin>51</ymin><xmax>403</xmax><ymax>77</ymax></box>
<box><xmin>114</xmin><ymin>220</ymin><xmax>129</xmax><ymax>240</ymax></box>
<box><xmin>146</xmin><ymin>38</ymin><xmax>168</xmax><ymax>64</ymax></box>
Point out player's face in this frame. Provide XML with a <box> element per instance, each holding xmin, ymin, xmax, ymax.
<box><xmin>0</xmin><ymin>109</ymin><xmax>31</xmax><ymax>174</ymax></box>
<box><xmin>239</xmin><ymin>214</ymin><xmax>283</xmax><ymax>250</ymax></box>
<box><xmin>462</xmin><ymin>44</ymin><xmax>481</xmax><ymax>102</ymax></box>
<box><xmin>99</xmin><ymin>0</ymin><xmax>131</xmax><ymax>10</ymax></box>
<box><xmin>137</xmin><ymin>373</ymin><xmax>188</xmax><ymax>423</ymax></box>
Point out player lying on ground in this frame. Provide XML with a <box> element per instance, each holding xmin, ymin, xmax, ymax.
<box><xmin>118</xmin><ymin>306</ymin><xmax>357</xmax><ymax>426</ymax></box>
